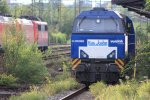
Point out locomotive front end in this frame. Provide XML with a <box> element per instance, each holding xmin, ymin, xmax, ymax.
<box><xmin>71</xmin><ymin>8</ymin><xmax>135</xmax><ymax>85</ymax></box>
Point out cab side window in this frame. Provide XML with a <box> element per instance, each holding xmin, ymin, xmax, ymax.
<box><xmin>38</xmin><ymin>25</ymin><xmax>48</xmax><ymax>31</ymax></box>
<box><xmin>38</xmin><ymin>25</ymin><xmax>41</xmax><ymax>31</ymax></box>
<box><xmin>45</xmin><ymin>25</ymin><xmax>48</xmax><ymax>31</ymax></box>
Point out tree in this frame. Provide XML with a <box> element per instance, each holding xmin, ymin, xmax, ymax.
<box><xmin>145</xmin><ymin>0</ymin><xmax>150</xmax><ymax>11</ymax></box>
<box><xmin>11</xmin><ymin>5</ymin><xmax>33</xmax><ymax>17</ymax></box>
<box><xmin>0</xmin><ymin>0</ymin><xmax>10</xmax><ymax>14</ymax></box>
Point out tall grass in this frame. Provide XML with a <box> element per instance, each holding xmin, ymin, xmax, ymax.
<box><xmin>10</xmin><ymin>78</ymin><xmax>79</xmax><ymax>100</ymax></box>
<box><xmin>90</xmin><ymin>80</ymin><xmax>150</xmax><ymax>100</ymax></box>
<box><xmin>9</xmin><ymin>61</ymin><xmax>79</xmax><ymax>100</ymax></box>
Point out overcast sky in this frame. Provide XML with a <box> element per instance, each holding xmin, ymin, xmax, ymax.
<box><xmin>9</xmin><ymin>0</ymin><xmax>111</xmax><ymax>5</ymax></box>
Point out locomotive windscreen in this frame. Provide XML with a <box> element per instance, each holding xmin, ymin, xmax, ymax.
<box><xmin>73</xmin><ymin>18</ymin><xmax>125</xmax><ymax>33</ymax></box>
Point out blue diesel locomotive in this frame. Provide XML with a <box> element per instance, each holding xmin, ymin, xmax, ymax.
<box><xmin>71</xmin><ymin>8</ymin><xmax>135</xmax><ymax>85</ymax></box>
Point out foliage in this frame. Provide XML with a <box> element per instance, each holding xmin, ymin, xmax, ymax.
<box><xmin>10</xmin><ymin>78</ymin><xmax>79</xmax><ymax>100</ymax></box>
<box><xmin>136</xmin><ymin>42</ymin><xmax>150</xmax><ymax>77</ymax></box>
<box><xmin>122</xmin><ymin>19</ymin><xmax>150</xmax><ymax>79</ymax></box>
<box><xmin>67</xmin><ymin>39</ymin><xmax>71</xmax><ymax>44</ymax></box>
<box><xmin>3</xmin><ymin>25</ymin><xmax>48</xmax><ymax>84</ymax></box>
<box><xmin>42</xmin><ymin>78</ymin><xmax>79</xmax><ymax>96</ymax></box>
<box><xmin>89</xmin><ymin>82</ymin><xmax>106</xmax><ymax>97</ymax></box>
<box><xmin>11</xmin><ymin>5</ymin><xmax>33</xmax><ymax>18</ymax></box>
<box><xmin>138</xmin><ymin>81</ymin><xmax>150</xmax><ymax>99</ymax></box>
<box><xmin>42</xmin><ymin>47</ymin><xmax>52</xmax><ymax>58</ymax></box>
<box><xmin>49</xmin><ymin>31</ymin><xmax>67</xmax><ymax>44</ymax></box>
<box><xmin>9</xmin><ymin>2</ymin><xmax>76</xmax><ymax>36</ymax></box>
<box><xmin>10</xmin><ymin>90</ymin><xmax>46</xmax><ymax>100</ymax></box>
<box><xmin>10</xmin><ymin>57</ymin><xmax>79</xmax><ymax>99</ymax></box>
<box><xmin>0</xmin><ymin>73</ymin><xmax>17</xmax><ymax>86</ymax></box>
<box><xmin>0</xmin><ymin>0</ymin><xmax>10</xmax><ymax>14</ymax></box>
<box><xmin>123</xmin><ymin>42</ymin><xmax>150</xmax><ymax>80</ymax></box>
<box><xmin>134</xmin><ymin>23</ymin><xmax>149</xmax><ymax>47</ymax></box>
<box><xmin>145</xmin><ymin>0</ymin><xmax>150</xmax><ymax>11</ymax></box>
<box><xmin>90</xmin><ymin>80</ymin><xmax>150</xmax><ymax>100</ymax></box>
<box><xmin>42</xmin><ymin>4</ymin><xmax>75</xmax><ymax>36</ymax></box>
<box><xmin>54</xmin><ymin>67</ymin><xmax>71</xmax><ymax>81</ymax></box>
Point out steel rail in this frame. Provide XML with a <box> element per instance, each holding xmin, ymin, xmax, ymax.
<box><xmin>60</xmin><ymin>86</ymin><xmax>87</xmax><ymax>100</ymax></box>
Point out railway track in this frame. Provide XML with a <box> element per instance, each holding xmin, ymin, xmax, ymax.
<box><xmin>60</xmin><ymin>86</ymin><xmax>88</xmax><ymax>100</ymax></box>
<box><xmin>0</xmin><ymin>85</ymin><xmax>30</xmax><ymax>99</ymax></box>
<box><xmin>43</xmin><ymin>45</ymin><xmax>71</xmax><ymax>61</ymax></box>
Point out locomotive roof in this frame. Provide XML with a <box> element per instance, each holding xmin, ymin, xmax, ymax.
<box><xmin>77</xmin><ymin>8</ymin><xmax>123</xmax><ymax>19</ymax></box>
<box><xmin>0</xmin><ymin>16</ymin><xmax>14</xmax><ymax>23</ymax></box>
<box><xmin>33</xmin><ymin>21</ymin><xmax>47</xmax><ymax>25</ymax></box>
<box><xmin>16</xmin><ymin>18</ymin><xmax>33</xmax><ymax>25</ymax></box>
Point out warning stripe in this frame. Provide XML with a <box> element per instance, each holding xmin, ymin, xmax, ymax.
<box><xmin>72</xmin><ymin>59</ymin><xmax>81</xmax><ymax>70</ymax></box>
<box><xmin>72</xmin><ymin>60</ymin><xmax>81</xmax><ymax>70</ymax></box>
<box><xmin>72</xmin><ymin>59</ymin><xmax>79</xmax><ymax>65</ymax></box>
<box><xmin>115</xmin><ymin>59</ymin><xmax>124</xmax><ymax>70</ymax></box>
<box><xmin>118</xmin><ymin>59</ymin><xmax>125</xmax><ymax>66</ymax></box>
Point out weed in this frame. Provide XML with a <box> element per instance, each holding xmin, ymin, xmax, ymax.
<box><xmin>138</xmin><ymin>81</ymin><xmax>150</xmax><ymax>99</ymax></box>
<box><xmin>10</xmin><ymin>78</ymin><xmax>79</xmax><ymax>100</ymax></box>
<box><xmin>0</xmin><ymin>73</ymin><xmax>17</xmax><ymax>86</ymax></box>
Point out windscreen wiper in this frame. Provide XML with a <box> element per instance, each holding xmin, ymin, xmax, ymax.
<box><xmin>79</xmin><ymin>16</ymin><xmax>87</xmax><ymax>26</ymax></box>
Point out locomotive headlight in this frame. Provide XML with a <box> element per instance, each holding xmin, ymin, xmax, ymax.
<box><xmin>109</xmin><ymin>52</ymin><xmax>115</xmax><ymax>58</ymax></box>
<box><xmin>81</xmin><ymin>52</ymin><xmax>87</xmax><ymax>58</ymax></box>
<box><xmin>96</xmin><ymin>19</ymin><xmax>101</xmax><ymax>24</ymax></box>
<box><xmin>109</xmin><ymin>54</ymin><xmax>113</xmax><ymax>58</ymax></box>
<box><xmin>83</xmin><ymin>54</ymin><xmax>87</xmax><ymax>58</ymax></box>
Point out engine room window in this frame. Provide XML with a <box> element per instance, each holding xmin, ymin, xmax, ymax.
<box><xmin>73</xmin><ymin>18</ymin><xmax>125</xmax><ymax>33</ymax></box>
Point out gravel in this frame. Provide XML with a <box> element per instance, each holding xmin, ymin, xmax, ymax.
<box><xmin>71</xmin><ymin>91</ymin><xmax>94</xmax><ymax>100</ymax></box>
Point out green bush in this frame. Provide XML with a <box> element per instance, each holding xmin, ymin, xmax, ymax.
<box><xmin>67</xmin><ymin>39</ymin><xmax>71</xmax><ymax>44</ymax></box>
<box><xmin>123</xmin><ymin>42</ymin><xmax>150</xmax><ymax>79</ymax></box>
<box><xmin>145</xmin><ymin>0</ymin><xmax>150</xmax><ymax>11</ymax></box>
<box><xmin>49</xmin><ymin>31</ymin><xmax>67</xmax><ymax>44</ymax></box>
<box><xmin>3</xmin><ymin>26</ymin><xmax>48</xmax><ymax>84</ymax></box>
<box><xmin>0</xmin><ymin>73</ymin><xmax>17</xmax><ymax>86</ymax></box>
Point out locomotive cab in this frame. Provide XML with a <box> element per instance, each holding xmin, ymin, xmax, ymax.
<box><xmin>32</xmin><ymin>21</ymin><xmax>49</xmax><ymax>51</ymax></box>
<box><xmin>71</xmin><ymin>8</ymin><xmax>135</xmax><ymax>85</ymax></box>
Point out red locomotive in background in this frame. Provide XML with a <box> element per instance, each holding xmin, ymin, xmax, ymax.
<box><xmin>0</xmin><ymin>15</ymin><xmax>49</xmax><ymax>51</ymax></box>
